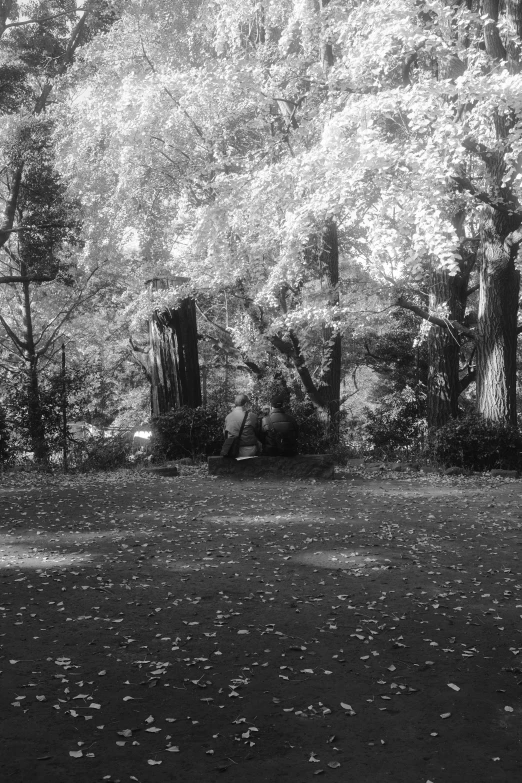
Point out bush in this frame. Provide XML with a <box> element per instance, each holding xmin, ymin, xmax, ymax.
<box><xmin>430</xmin><ymin>414</ymin><xmax>522</xmax><ymax>471</ymax></box>
<box><xmin>288</xmin><ymin>400</ymin><xmax>334</xmax><ymax>455</ymax></box>
<box><xmin>152</xmin><ymin>407</ymin><xmax>223</xmax><ymax>461</ymax></box>
<box><xmin>0</xmin><ymin>406</ymin><xmax>10</xmax><ymax>463</ymax></box>
<box><xmin>77</xmin><ymin>433</ymin><xmax>132</xmax><ymax>471</ymax></box>
<box><xmin>364</xmin><ymin>385</ymin><xmax>427</xmax><ymax>459</ymax></box>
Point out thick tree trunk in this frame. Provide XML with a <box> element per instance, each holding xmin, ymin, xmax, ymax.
<box><xmin>476</xmin><ymin>216</ymin><xmax>520</xmax><ymax>425</ymax></box>
<box><xmin>426</xmin><ymin>270</ymin><xmax>465</xmax><ymax>428</ymax></box>
<box><xmin>148</xmin><ymin>279</ymin><xmax>201</xmax><ymax>417</ymax></box>
<box><xmin>26</xmin><ymin>357</ymin><xmax>48</xmax><ymax>462</ymax></box>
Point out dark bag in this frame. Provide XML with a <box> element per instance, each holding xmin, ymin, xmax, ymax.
<box><xmin>266</xmin><ymin>414</ymin><xmax>298</xmax><ymax>456</ymax></box>
<box><xmin>220</xmin><ymin>412</ymin><xmax>249</xmax><ymax>458</ymax></box>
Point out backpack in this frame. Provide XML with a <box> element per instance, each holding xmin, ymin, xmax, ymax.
<box><xmin>266</xmin><ymin>413</ymin><xmax>298</xmax><ymax>455</ymax></box>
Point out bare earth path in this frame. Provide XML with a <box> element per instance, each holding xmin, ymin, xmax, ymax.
<box><xmin>1</xmin><ymin>468</ymin><xmax>522</xmax><ymax>783</ymax></box>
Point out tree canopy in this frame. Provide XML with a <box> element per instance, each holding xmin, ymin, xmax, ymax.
<box><xmin>4</xmin><ymin>1</ymin><xmax>522</xmax><ymax>462</ymax></box>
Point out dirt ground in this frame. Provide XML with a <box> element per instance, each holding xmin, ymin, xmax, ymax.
<box><xmin>1</xmin><ymin>466</ymin><xmax>522</xmax><ymax>783</ymax></box>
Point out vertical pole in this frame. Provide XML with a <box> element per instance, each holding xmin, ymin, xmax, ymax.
<box><xmin>224</xmin><ymin>291</ymin><xmax>229</xmax><ymax>403</ymax></box>
<box><xmin>201</xmin><ymin>363</ymin><xmax>207</xmax><ymax>408</ymax></box>
<box><xmin>62</xmin><ymin>342</ymin><xmax>68</xmax><ymax>472</ymax></box>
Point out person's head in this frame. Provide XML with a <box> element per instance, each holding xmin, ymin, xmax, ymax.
<box><xmin>234</xmin><ymin>393</ymin><xmax>249</xmax><ymax>408</ymax></box>
<box><xmin>270</xmin><ymin>393</ymin><xmax>286</xmax><ymax>409</ymax></box>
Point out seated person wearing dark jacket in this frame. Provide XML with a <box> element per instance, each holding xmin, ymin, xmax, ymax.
<box><xmin>261</xmin><ymin>394</ymin><xmax>299</xmax><ymax>456</ymax></box>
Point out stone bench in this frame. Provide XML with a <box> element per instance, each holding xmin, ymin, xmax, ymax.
<box><xmin>145</xmin><ymin>462</ymin><xmax>179</xmax><ymax>477</ymax></box>
<box><xmin>208</xmin><ymin>455</ymin><xmax>335</xmax><ymax>479</ymax></box>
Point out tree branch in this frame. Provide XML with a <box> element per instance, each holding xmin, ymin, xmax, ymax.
<box><xmin>0</xmin><ymin>312</ymin><xmax>27</xmax><ymax>353</ymax></box>
<box><xmin>461</xmin><ymin>137</ymin><xmax>495</xmax><ymax>164</ymax></box>
<box><xmin>0</xmin><ymin>161</ymin><xmax>23</xmax><ymax>248</ymax></box>
<box><xmin>397</xmin><ymin>296</ymin><xmax>475</xmax><ymax>338</ymax></box>
<box><xmin>140</xmin><ymin>39</ymin><xmax>206</xmax><ymax>141</ymax></box>
<box><xmin>5</xmin><ymin>9</ymin><xmax>86</xmax><ymax>29</ymax></box>
<box><xmin>195</xmin><ymin>302</ymin><xmax>232</xmax><ymax>337</ymax></box>
<box><xmin>459</xmin><ymin>368</ymin><xmax>476</xmax><ymax>394</ymax></box>
<box><xmin>33</xmin><ymin>1</ymin><xmax>94</xmax><ymax>114</ymax></box>
<box><xmin>0</xmin><ymin>275</ymin><xmax>55</xmax><ymax>284</ymax></box>
<box><xmin>451</xmin><ymin>175</ymin><xmax>521</xmax><ymax>217</ymax></box>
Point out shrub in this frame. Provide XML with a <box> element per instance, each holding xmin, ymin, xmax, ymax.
<box><xmin>430</xmin><ymin>414</ymin><xmax>522</xmax><ymax>471</ymax></box>
<box><xmin>77</xmin><ymin>433</ymin><xmax>132</xmax><ymax>471</ymax></box>
<box><xmin>152</xmin><ymin>406</ymin><xmax>223</xmax><ymax>461</ymax></box>
<box><xmin>364</xmin><ymin>385</ymin><xmax>427</xmax><ymax>459</ymax></box>
<box><xmin>0</xmin><ymin>406</ymin><xmax>10</xmax><ymax>463</ymax></box>
<box><xmin>288</xmin><ymin>400</ymin><xmax>334</xmax><ymax>455</ymax></box>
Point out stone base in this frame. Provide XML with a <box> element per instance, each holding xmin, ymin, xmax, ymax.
<box><xmin>145</xmin><ymin>462</ymin><xmax>179</xmax><ymax>477</ymax></box>
<box><xmin>208</xmin><ymin>455</ymin><xmax>335</xmax><ymax>479</ymax></box>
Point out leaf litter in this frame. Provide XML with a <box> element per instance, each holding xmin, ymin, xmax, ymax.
<box><xmin>1</xmin><ymin>468</ymin><xmax>522</xmax><ymax>780</ymax></box>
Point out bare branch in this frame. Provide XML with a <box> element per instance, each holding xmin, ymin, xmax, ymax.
<box><xmin>195</xmin><ymin>301</ymin><xmax>232</xmax><ymax>337</ymax></box>
<box><xmin>0</xmin><ymin>312</ymin><xmax>27</xmax><ymax>353</ymax></box>
<box><xmin>5</xmin><ymin>9</ymin><xmax>86</xmax><ymax>29</ymax></box>
<box><xmin>140</xmin><ymin>39</ymin><xmax>206</xmax><ymax>141</ymax></box>
<box><xmin>0</xmin><ymin>275</ymin><xmax>55</xmax><ymax>284</ymax></box>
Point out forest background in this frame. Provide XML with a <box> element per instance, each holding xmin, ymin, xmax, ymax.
<box><xmin>3</xmin><ymin>0</ymin><xmax>522</xmax><ymax>472</ymax></box>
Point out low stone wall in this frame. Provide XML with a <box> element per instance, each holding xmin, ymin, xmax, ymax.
<box><xmin>208</xmin><ymin>455</ymin><xmax>335</xmax><ymax>479</ymax></box>
<box><xmin>145</xmin><ymin>462</ymin><xmax>179</xmax><ymax>477</ymax></box>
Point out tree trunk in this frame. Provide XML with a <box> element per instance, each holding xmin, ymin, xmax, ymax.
<box><xmin>148</xmin><ymin>279</ymin><xmax>201</xmax><ymax>417</ymax></box>
<box><xmin>476</xmin><ymin>215</ymin><xmax>520</xmax><ymax>424</ymax></box>
<box><xmin>426</xmin><ymin>269</ymin><xmax>465</xmax><ymax>428</ymax></box>
<box><xmin>22</xmin><ymin>279</ymin><xmax>48</xmax><ymax>462</ymax></box>
<box><xmin>318</xmin><ymin>219</ymin><xmax>342</xmax><ymax>439</ymax></box>
<box><xmin>26</xmin><ymin>356</ymin><xmax>48</xmax><ymax>462</ymax></box>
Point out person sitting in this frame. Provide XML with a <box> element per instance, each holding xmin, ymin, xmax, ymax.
<box><xmin>261</xmin><ymin>393</ymin><xmax>299</xmax><ymax>456</ymax></box>
<box><xmin>223</xmin><ymin>393</ymin><xmax>261</xmax><ymax>457</ymax></box>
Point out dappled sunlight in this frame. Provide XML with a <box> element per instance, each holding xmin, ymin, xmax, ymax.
<box><xmin>0</xmin><ymin>530</ymin><xmax>126</xmax><ymax>545</ymax></box>
<box><xmin>0</xmin><ymin>543</ymin><xmax>95</xmax><ymax>569</ymax></box>
<box><xmin>368</xmin><ymin>486</ymin><xmax>466</xmax><ymax>498</ymax></box>
<box><xmin>209</xmin><ymin>514</ymin><xmax>316</xmax><ymax>526</ymax></box>
<box><xmin>291</xmin><ymin>548</ymin><xmax>396</xmax><ymax>571</ymax></box>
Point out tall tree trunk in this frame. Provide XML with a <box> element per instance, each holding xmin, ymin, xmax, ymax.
<box><xmin>317</xmin><ymin>6</ymin><xmax>342</xmax><ymax>437</ymax></box>
<box><xmin>476</xmin><ymin>214</ymin><xmax>520</xmax><ymax>424</ymax></box>
<box><xmin>319</xmin><ymin>220</ymin><xmax>342</xmax><ymax>438</ymax></box>
<box><xmin>427</xmin><ymin>269</ymin><xmax>465</xmax><ymax>428</ymax></box>
<box><xmin>22</xmin><ymin>279</ymin><xmax>48</xmax><ymax>462</ymax></box>
<box><xmin>148</xmin><ymin>279</ymin><xmax>201</xmax><ymax>417</ymax></box>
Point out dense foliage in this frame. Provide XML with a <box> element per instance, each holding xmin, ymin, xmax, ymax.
<box><xmin>364</xmin><ymin>385</ymin><xmax>427</xmax><ymax>460</ymax></box>
<box><xmin>4</xmin><ymin>2</ymin><xmax>522</xmax><ymax>467</ymax></box>
<box><xmin>431</xmin><ymin>415</ymin><xmax>522</xmax><ymax>472</ymax></box>
<box><xmin>0</xmin><ymin>404</ymin><xmax>9</xmax><ymax>463</ymax></box>
<box><xmin>152</xmin><ymin>407</ymin><xmax>224</xmax><ymax>461</ymax></box>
